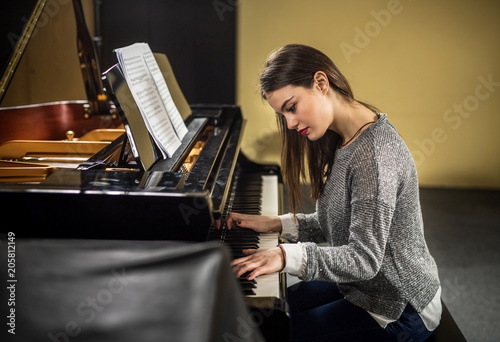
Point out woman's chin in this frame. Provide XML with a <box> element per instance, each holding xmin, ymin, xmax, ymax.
<box><xmin>304</xmin><ymin>130</ymin><xmax>324</xmax><ymax>142</ymax></box>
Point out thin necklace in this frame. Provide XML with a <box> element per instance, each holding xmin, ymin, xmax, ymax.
<box><xmin>340</xmin><ymin>121</ymin><xmax>376</xmax><ymax>147</ymax></box>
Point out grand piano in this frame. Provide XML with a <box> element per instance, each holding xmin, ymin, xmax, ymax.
<box><xmin>0</xmin><ymin>1</ymin><xmax>289</xmax><ymax>341</ymax></box>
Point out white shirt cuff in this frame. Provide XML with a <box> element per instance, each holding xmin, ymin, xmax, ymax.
<box><xmin>279</xmin><ymin>213</ymin><xmax>299</xmax><ymax>240</ymax></box>
<box><xmin>281</xmin><ymin>242</ymin><xmax>306</xmax><ymax>278</ymax></box>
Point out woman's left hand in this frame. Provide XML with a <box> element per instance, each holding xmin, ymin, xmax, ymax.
<box><xmin>231</xmin><ymin>246</ymin><xmax>285</xmax><ymax>280</ymax></box>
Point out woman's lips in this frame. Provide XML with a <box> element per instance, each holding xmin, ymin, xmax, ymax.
<box><xmin>299</xmin><ymin>128</ymin><xmax>309</xmax><ymax>135</ymax></box>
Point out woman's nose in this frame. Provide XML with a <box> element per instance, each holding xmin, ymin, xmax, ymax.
<box><xmin>285</xmin><ymin>114</ymin><xmax>298</xmax><ymax>130</ymax></box>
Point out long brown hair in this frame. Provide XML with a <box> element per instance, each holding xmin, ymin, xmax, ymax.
<box><xmin>260</xmin><ymin>44</ymin><xmax>377</xmax><ymax>214</ymax></box>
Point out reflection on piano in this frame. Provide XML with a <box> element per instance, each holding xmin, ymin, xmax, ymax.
<box><xmin>0</xmin><ymin>1</ymin><xmax>289</xmax><ymax>341</ymax></box>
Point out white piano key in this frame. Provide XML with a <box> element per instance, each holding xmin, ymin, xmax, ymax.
<box><xmin>246</xmin><ymin>175</ymin><xmax>280</xmax><ymax>298</ymax></box>
<box><xmin>246</xmin><ymin>231</ymin><xmax>280</xmax><ymax>298</ymax></box>
<box><xmin>260</xmin><ymin>175</ymin><xmax>279</xmax><ymax>216</ymax></box>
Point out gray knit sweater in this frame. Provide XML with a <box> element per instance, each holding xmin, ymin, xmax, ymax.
<box><xmin>295</xmin><ymin>113</ymin><xmax>440</xmax><ymax>320</ymax></box>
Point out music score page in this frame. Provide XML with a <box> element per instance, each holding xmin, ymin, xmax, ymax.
<box><xmin>115</xmin><ymin>42</ymin><xmax>188</xmax><ymax>158</ymax></box>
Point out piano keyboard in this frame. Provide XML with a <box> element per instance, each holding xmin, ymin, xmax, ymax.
<box><xmin>209</xmin><ymin>172</ymin><xmax>281</xmax><ymax>299</ymax></box>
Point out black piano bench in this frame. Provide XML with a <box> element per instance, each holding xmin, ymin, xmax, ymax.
<box><xmin>426</xmin><ymin>301</ymin><xmax>467</xmax><ymax>342</ymax></box>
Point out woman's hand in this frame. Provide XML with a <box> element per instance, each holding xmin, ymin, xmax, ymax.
<box><xmin>231</xmin><ymin>246</ymin><xmax>285</xmax><ymax>280</ymax></box>
<box><xmin>224</xmin><ymin>212</ymin><xmax>282</xmax><ymax>233</ymax></box>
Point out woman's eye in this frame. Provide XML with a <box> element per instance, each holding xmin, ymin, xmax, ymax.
<box><xmin>287</xmin><ymin>104</ymin><xmax>296</xmax><ymax>113</ymax></box>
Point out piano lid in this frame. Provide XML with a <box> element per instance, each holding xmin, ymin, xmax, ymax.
<box><xmin>0</xmin><ymin>0</ymin><xmax>42</xmax><ymax>103</ymax></box>
<box><xmin>0</xmin><ymin>0</ymin><xmax>110</xmax><ymax>115</ymax></box>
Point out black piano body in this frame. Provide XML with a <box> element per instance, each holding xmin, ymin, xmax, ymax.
<box><xmin>1</xmin><ymin>102</ymin><xmax>290</xmax><ymax>341</ymax></box>
<box><xmin>0</xmin><ymin>1</ymin><xmax>290</xmax><ymax>340</ymax></box>
<box><xmin>1</xmin><ymin>102</ymin><xmax>278</xmax><ymax>242</ymax></box>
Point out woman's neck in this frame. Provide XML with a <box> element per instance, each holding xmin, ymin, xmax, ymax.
<box><xmin>329</xmin><ymin>100</ymin><xmax>378</xmax><ymax>147</ymax></box>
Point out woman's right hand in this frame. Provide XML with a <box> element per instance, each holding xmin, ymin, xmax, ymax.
<box><xmin>224</xmin><ymin>212</ymin><xmax>282</xmax><ymax>234</ymax></box>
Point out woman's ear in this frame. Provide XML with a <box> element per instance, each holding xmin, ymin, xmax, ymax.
<box><xmin>313</xmin><ymin>71</ymin><xmax>329</xmax><ymax>94</ymax></box>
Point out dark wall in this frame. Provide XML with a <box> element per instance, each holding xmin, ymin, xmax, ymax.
<box><xmin>98</xmin><ymin>0</ymin><xmax>236</xmax><ymax>105</ymax></box>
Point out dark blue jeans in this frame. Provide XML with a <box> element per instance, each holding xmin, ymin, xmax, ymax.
<box><xmin>287</xmin><ymin>281</ymin><xmax>434</xmax><ymax>342</ymax></box>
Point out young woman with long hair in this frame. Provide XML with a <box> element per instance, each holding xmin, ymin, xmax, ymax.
<box><xmin>226</xmin><ymin>44</ymin><xmax>441</xmax><ymax>342</ymax></box>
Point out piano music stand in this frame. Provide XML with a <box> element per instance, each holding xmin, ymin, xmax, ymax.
<box><xmin>101</xmin><ymin>64</ymin><xmax>164</xmax><ymax>171</ymax></box>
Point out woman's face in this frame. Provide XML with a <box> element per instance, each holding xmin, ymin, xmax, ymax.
<box><xmin>265</xmin><ymin>84</ymin><xmax>334</xmax><ymax>141</ymax></box>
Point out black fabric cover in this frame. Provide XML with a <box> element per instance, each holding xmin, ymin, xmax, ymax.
<box><xmin>1</xmin><ymin>238</ymin><xmax>263</xmax><ymax>342</ymax></box>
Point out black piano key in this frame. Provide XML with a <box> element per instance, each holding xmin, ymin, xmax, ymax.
<box><xmin>242</xmin><ymin>289</ymin><xmax>256</xmax><ymax>296</ymax></box>
<box><xmin>231</xmin><ymin>253</ymin><xmax>245</xmax><ymax>259</ymax></box>
<box><xmin>239</xmin><ymin>281</ymin><xmax>257</xmax><ymax>290</ymax></box>
<box><xmin>227</xmin><ymin>246</ymin><xmax>258</xmax><ymax>253</ymax></box>
<box><xmin>222</xmin><ymin>233</ymin><xmax>259</xmax><ymax>239</ymax></box>
<box><xmin>226</xmin><ymin>228</ymin><xmax>259</xmax><ymax>236</ymax></box>
<box><xmin>225</xmin><ymin>239</ymin><xmax>259</xmax><ymax>246</ymax></box>
<box><xmin>240</xmin><ymin>277</ymin><xmax>257</xmax><ymax>284</ymax></box>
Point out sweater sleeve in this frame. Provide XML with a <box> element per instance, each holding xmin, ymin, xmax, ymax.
<box><xmin>295</xmin><ymin>212</ymin><xmax>327</xmax><ymax>243</ymax></box>
<box><xmin>277</xmin><ymin>214</ymin><xmax>309</xmax><ymax>277</ymax></box>
<box><xmin>279</xmin><ymin>213</ymin><xmax>299</xmax><ymax>241</ymax></box>
<box><xmin>301</xmin><ymin>199</ymin><xmax>395</xmax><ymax>282</ymax></box>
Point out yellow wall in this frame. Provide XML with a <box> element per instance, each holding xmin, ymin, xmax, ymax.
<box><xmin>237</xmin><ymin>0</ymin><xmax>500</xmax><ymax>189</ymax></box>
<box><xmin>3</xmin><ymin>1</ymin><xmax>499</xmax><ymax>188</ymax></box>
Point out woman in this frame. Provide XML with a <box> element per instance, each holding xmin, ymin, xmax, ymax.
<box><xmin>226</xmin><ymin>44</ymin><xmax>441</xmax><ymax>341</ymax></box>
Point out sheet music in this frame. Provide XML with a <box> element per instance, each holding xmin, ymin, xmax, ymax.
<box><xmin>115</xmin><ymin>43</ymin><xmax>184</xmax><ymax>158</ymax></box>
<box><xmin>142</xmin><ymin>46</ymin><xmax>188</xmax><ymax>140</ymax></box>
